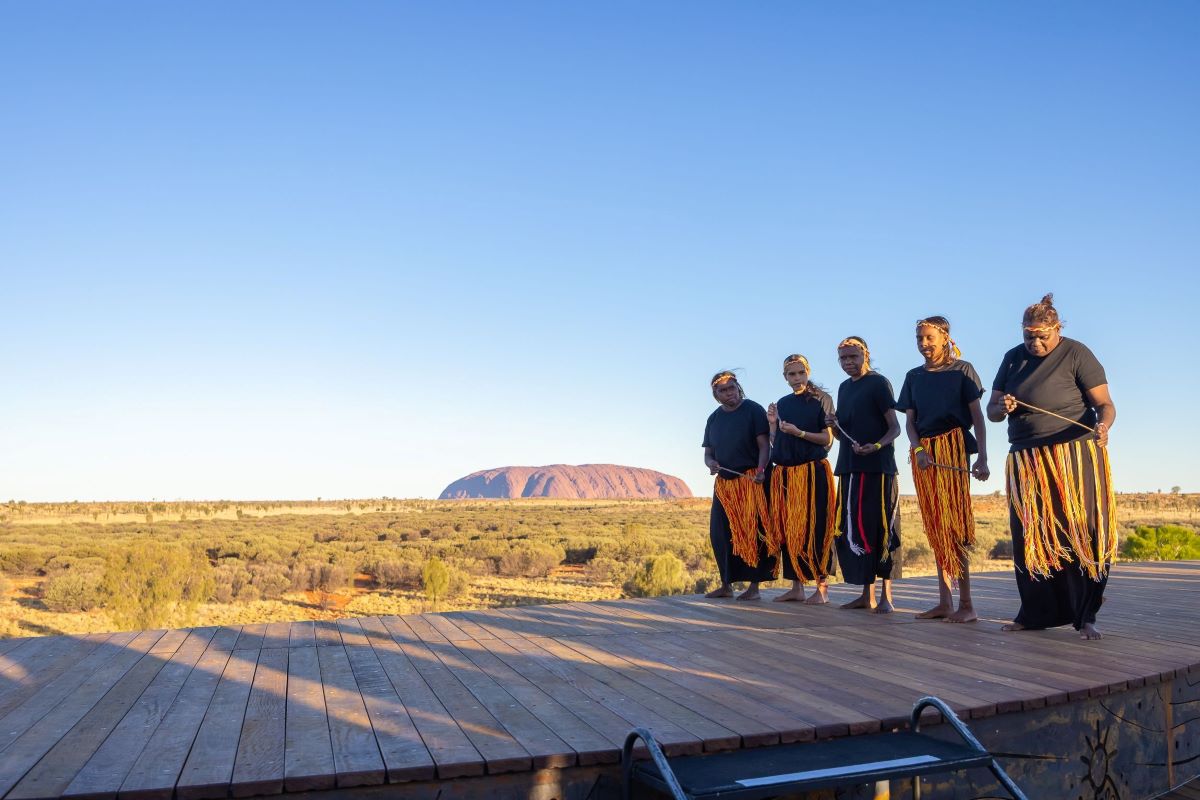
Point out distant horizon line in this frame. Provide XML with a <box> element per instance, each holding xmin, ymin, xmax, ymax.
<box><xmin>5</xmin><ymin>490</ymin><xmax>1194</xmax><ymax>506</ymax></box>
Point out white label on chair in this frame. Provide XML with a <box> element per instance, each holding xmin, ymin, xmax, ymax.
<box><xmin>735</xmin><ymin>755</ymin><xmax>942</xmax><ymax>787</ymax></box>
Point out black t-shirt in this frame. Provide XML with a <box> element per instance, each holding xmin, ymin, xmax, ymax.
<box><xmin>703</xmin><ymin>400</ymin><xmax>770</xmax><ymax>474</ymax></box>
<box><xmin>833</xmin><ymin>372</ymin><xmax>898</xmax><ymax>475</ymax></box>
<box><xmin>895</xmin><ymin>360</ymin><xmax>985</xmax><ymax>454</ymax></box>
<box><xmin>991</xmin><ymin>337</ymin><xmax>1108</xmax><ymax>451</ymax></box>
<box><xmin>770</xmin><ymin>390</ymin><xmax>835</xmax><ymax>466</ymax></box>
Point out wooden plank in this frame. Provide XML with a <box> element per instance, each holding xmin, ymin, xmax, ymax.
<box><xmin>0</xmin><ymin>630</ymin><xmax>161</xmax><ymax>797</ymax></box>
<box><xmin>230</xmin><ymin>647</ymin><xmax>289</xmax><ymax>797</ymax></box>
<box><xmin>424</xmin><ymin>638</ymin><xmax>575</xmax><ymax>768</ymax></box>
<box><xmin>502</xmin><ymin>634</ymin><xmax>704</xmax><ymax>756</ymax></box>
<box><xmin>453</xmin><ymin>637</ymin><xmax>617</xmax><ymax>765</ymax></box>
<box><xmin>263</xmin><ymin>622</ymin><xmax>292</xmax><ymax>650</ymax></box>
<box><xmin>282</xmin><ymin>645</ymin><xmax>335</xmax><ymax>793</ymax></box>
<box><xmin>5</xmin><ymin>630</ymin><xmax>180</xmax><ymax>800</ymax></box>
<box><xmin>317</xmin><ymin>642</ymin><xmax>386</xmax><ymax>787</ymax></box>
<box><xmin>338</xmin><ymin>619</ymin><xmax>435</xmax><ymax>782</ymax></box>
<box><xmin>0</xmin><ymin>634</ymin><xmax>112</xmax><ymax>720</ymax></box>
<box><xmin>314</xmin><ymin>620</ymin><xmax>343</xmax><ymax>647</ymax></box>
<box><xmin>422</xmin><ymin>613</ymin><xmax>474</xmax><ymax>642</ymax></box>
<box><xmin>379</xmin><ymin>616</ymin><xmax>532</xmax><ymax>774</ymax></box>
<box><xmin>174</xmin><ymin>648</ymin><xmax>260</xmax><ymax>800</ymax></box>
<box><xmin>476</xmin><ymin>636</ymin><xmax>637</xmax><ymax>755</ymax></box>
<box><xmin>232</xmin><ymin>623</ymin><xmax>266</xmax><ymax>652</ymax></box>
<box><xmin>60</xmin><ymin>628</ymin><xmax>219</xmax><ymax>800</ymax></box>
<box><xmin>587</xmin><ymin>632</ymin><xmax>815</xmax><ymax>744</ymax></box>
<box><xmin>288</xmin><ymin>620</ymin><xmax>316</xmax><ymax>648</ymax></box>
<box><xmin>554</xmin><ymin>634</ymin><xmax>781</xmax><ymax>747</ymax></box>
<box><xmin>0</xmin><ymin>637</ymin><xmax>30</xmax><ymax>656</ymax></box>
<box><xmin>357</xmin><ymin>617</ymin><xmax>484</xmax><ymax>779</ymax></box>
<box><xmin>118</xmin><ymin>627</ymin><xmax>241</xmax><ymax>800</ymax></box>
<box><xmin>439</xmin><ymin>611</ymin><xmax>494</xmax><ymax>641</ymax></box>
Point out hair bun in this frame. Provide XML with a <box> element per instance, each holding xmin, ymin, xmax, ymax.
<box><xmin>1040</xmin><ymin>292</ymin><xmax>1055</xmax><ymax>307</ymax></box>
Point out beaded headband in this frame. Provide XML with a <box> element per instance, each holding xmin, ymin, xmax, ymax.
<box><xmin>783</xmin><ymin>354</ymin><xmax>810</xmax><ymax>372</ymax></box>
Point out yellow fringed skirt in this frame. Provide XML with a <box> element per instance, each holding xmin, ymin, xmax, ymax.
<box><xmin>714</xmin><ymin>471</ymin><xmax>770</xmax><ymax>569</ymax></box>
<box><xmin>1005</xmin><ymin>438</ymin><xmax>1117</xmax><ymax>581</ymax></box>
<box><xmin>911</xmin><ymin>428</ymin><xmax>975</xmax><ymax>580</ymax></box>
<box><xmin>767</xmin><ymin>460</ymin><xmax>836</xmax><ymax>581</ymax></box>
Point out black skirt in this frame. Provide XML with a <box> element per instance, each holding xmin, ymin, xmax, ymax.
<box><xmin>834</xmin><ymin>472</ymin><xmax>900</xmax><ymax>586</ymax></box>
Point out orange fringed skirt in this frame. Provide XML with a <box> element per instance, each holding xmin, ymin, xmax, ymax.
<box><xmin>767</xmin><ymin>460</ymin><xmax>836</xmax><ymax>581</ymax></box>
<box><xmin>911</xmin><ymin>428</ymin><xmax>975</xmax><ymax>580</ymax></box>
<box><xmin>1006</xmin><ymin>438</ymin><xmax>1117</xmax><ymax>581</ymax></box>
<box><xmin>714</xmin><ymin>471</ymin><xmax>771</xmax><ymax>569</ymax></box>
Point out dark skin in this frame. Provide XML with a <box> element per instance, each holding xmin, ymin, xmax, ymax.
<box><xmin>824</xmin><ymin>345</ymin><xmax>902</xmax><ymax>614</ymax></box>
<box><xmin>986</xmin><ymin>323</ymin><xmax>1116</xmax><ymax>640</ymax></box>
<box><xmin>908</xmin><ymin>324</ymin><xmax>988</xmax><ymax>624</ymax></box>
<box><xmin>704</xmin><ymin>380</ymin><xmax>769</xmax><ymax>601</ymax></box>
<box><xmin>766</xmin><ymin>362</ymin><xmax>833</xmax><ymax>604</ymax></box>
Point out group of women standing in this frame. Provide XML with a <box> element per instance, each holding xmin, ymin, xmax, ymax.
<box><xmin>702</xmin><ymin>294</ymin><xmax>1117</xmax><ymax>640</ymax></box>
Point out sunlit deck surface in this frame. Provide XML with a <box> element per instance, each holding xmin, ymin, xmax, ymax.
<box><xmin>1</xmin><ymin>563</ymin><xmax>1197</xmax><ymax>800</ymax></box>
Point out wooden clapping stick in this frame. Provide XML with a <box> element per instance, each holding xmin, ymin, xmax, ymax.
<box><xmin>832</xmin><ymin>419</ymin><xmax>861</xmax><ymax>449</ymax></box>
<box><xmin>1011</xmin><ymin>397</ymin><xmax>1097</xmax><ymax>434</ymax></box>
<box><xmin>716</xmin><ymin>466</ymin><xmax>752</xmax><ymax>479</ymax></box>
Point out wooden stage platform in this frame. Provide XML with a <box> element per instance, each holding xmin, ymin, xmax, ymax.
<box><xmin>1</xmin><ymin>563</ymin><xmax>1198</xmax><ymax>800</ymax></box>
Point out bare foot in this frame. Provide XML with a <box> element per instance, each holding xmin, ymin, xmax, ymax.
<box><xmin>946</xmin><ymin>607</ymin><xmax>978</xmax><ymax>624</ymax></box>
<box><xmin>916</xmin><ymin>604</ymin><xmax>953</xmax><ymax>620</ymax></box>
<box><xmin>1079</xmin><ymin>623</ymin><xmax>1102</xmax><ymax>640</ymax></box>
<box><xmin>773</xmin><ymin>586</ymin><xmax>806</xmax><ymax>602</ymax></box>
<box><xmin>803</xmin><ymin>585</ymin><xmax>829</xmax><ymax>605</ymax></box>
<box><xmin>705</xmin><ymin>585</ymin><xmax>733</xmax><ymax>599</ymax></box>
<box><xmin>736</xmin><ymin>586</ymin><xmax>761</xmax><ymax>601</ymax></box>
<box><xmin>872</xmin><ymin>598</ymin><xmax>894</xmax><ymax>614</ymax></box>
<box><xmin>1001</xmin><ymin>621</ymin><xmax>1026</xmax><ymax>632</ymax></box>
<box><xmin>840</xmin><ymin>596</ymin><xmax>874</xmax><ymax>610</ymax></box>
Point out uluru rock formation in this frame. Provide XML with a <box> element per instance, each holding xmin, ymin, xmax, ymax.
<box><xmin>439</xmin><ymin>464</ymin><xmax>692</xmax><ymax>500</ymax></box>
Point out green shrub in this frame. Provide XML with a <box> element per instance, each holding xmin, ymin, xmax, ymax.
<box><xmin>101</xmin><ymin>543</ymin><xmax>213</xmax><ymax>629</ymax></box>
<box><xmin>1121</xmin><ymin>525</ymin><xmax>1200</xmax><ymax>561</ymax></box>
<box><xmin>989</xmin><ymin>538</ymin><xmax>1014</xmax><ymax>559</ymax></box>
<box><xmin>625</xmin><ymin>553</ymin><xmax>689</xmax><ymax>598</ymax></box>
<box><xmin>497</xmin><ymin>542</ymin><xmax>564</xmax><ymax>578</ymax></box>
<box><xmin>43</xmin><ymin>570</ymin><xmax>104</xmax><ymax>612</ymax></box>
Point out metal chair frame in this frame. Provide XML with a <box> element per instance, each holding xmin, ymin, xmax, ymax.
<box><xmin>621</xmin><ymin>695</ymin><xmax>1029</xmax><ymax>800</ymax></box>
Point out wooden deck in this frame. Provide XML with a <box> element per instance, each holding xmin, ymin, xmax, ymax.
<box><xmin>1</xmin><ymin>563</ymin><xmax>1198</xmax><ymax>800</ymax></box>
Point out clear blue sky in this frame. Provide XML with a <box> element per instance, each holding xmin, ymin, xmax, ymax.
<box><xmin>2</xmin><ymin>2</ymin><xmax>1196</xmax><ymax>501</ymax></box>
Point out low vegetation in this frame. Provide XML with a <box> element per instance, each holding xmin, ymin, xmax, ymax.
<box><xmin>1</xmin><ymin>494</ymin><xmax>1196</xmax><ymax>638</ymax></box>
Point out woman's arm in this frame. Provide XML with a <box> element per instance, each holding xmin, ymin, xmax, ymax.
<box><xmin>1085</xmin><ymin>384</ymin><xmax>1116</xmax><ymax>447</ymax></box>
<box><xmin>777</xmin><ymin>420</ymin><xmax>831</xmax><ymax>447</ymax></box>
<box><xmin>986</xmin><ymin>389</ymin><xmax>1011</xmax><ymax>422</ymax></box>
<box><xmin>968</xmin><ymin>399</ymin><xmax>990</xmax><ymax>479</ymax></box>
<box><xmin>904</xmin><ymin>409</ymin><xmax>931</xmax><ymax>468</ymax></box>
<box><xmin>703</xmin><ymin>446</ymin><xmax>719</xmax><ymax>474</ymax></box>
<box><xmin>755</xmin><ymin>434</ymin><xmax>770</xmax><ymax>482</ymax></box>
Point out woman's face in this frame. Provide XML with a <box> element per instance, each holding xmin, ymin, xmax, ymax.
<box><xmin>916</xmin><ymin>324</ymin><xmax>948</xmax><ymax>363</ymax></box>
<box><xmin>1023</xmin><ymin>324</ymin><xmax>1062</xmax><ymax>357</ymax></box>
<box><xmin>783</xmin><ymin>362</ymin><xmax>809</xmax><ymax>392</ymax></box>
<box><xmin>838</xmin><ymin>346</ymin><xmax>866</xmax><ymax>378</ymax></box>
<box><xmin>713</xmin><ymin>380</ymin><xmax>741</xmax><ymax>407</ymax></box>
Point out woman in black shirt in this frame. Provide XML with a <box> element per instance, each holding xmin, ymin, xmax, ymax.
<box><xmin>896</xmin><ymin>316</ymin><xmax>989</xmax><ymax>624</ymax></box>
<box><xmin>986</xmin><ymin>294</ymin><xmax>1117</xmax><ymax>640</ymax></box>
<box><xmin>765</xmin><ymin>354</ymin><xmax>836</xmax><ymax>604</ymax></box>
<box><xmin>702</xmin><ymin>371</ymin><xmax>776</xmax><ymax>600</ymax></box>
<box><xmin>826</xmin><ymin>337</ymin><xmax>902</xmax><ymax>613</ymax></box>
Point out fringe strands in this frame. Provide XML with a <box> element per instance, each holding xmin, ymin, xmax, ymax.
<box><xmin>911</xmin><ymin>428</ymin><xmax>975</xmax><ymax>580</ymax></box>
<box><xmin>715</xmin><ymin>472</ymin><xmax>770</xmax><ymax>568</ymax></box>
<box><xmin>1005</xmin><ymin>439</ymin><xmax>1117</xmax><ymax>580</ymax></box>
<box><xmin>768</xmin><ymin>461</ymin><xmax>836</xmax><ymax>580</ymax></box>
